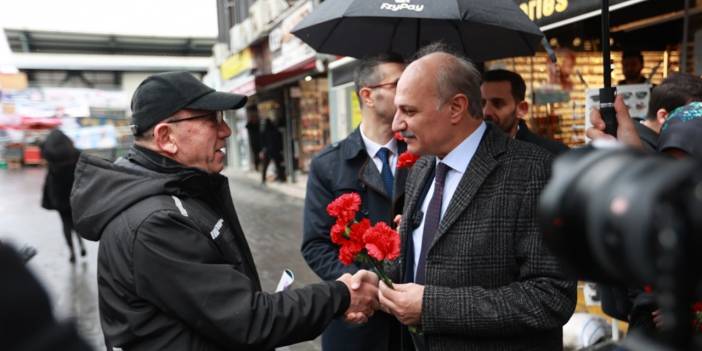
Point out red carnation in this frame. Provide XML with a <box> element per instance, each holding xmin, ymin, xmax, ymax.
<box><xmin>326</xmin><ymin>192</ymin><xmax>361</xmax><ymax>224</ymax></box>
<box><xmin>394</xmin><ymin>132</ymin><xmax>405</xmax><ymax>142</ymax></box>
<box><xmin>397</xmin><ymin>151</ymin><xmax>419</xmax><ymax>169</ymax></box>
<box><xmin>339</xmin><ymin>241</ymin><xmax>364</xmax><ymax>265</ymax></box>
<box><xmin>363</xmin><ymin>222</ymin><xmax>400</xmax><ymax>261</ymax></box>
<box><xmin>330</xmin><ymin>222</ymin><xmax>347</xmax><ymax>245</ymax></box>
<box><xmin>349</xmin><ymin>218</ymin><xmax>371</xmax><ymax>242</ymax></box>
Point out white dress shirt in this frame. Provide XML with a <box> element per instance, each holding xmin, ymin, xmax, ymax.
<box><xmin>412</xmin><ymin>121</ymin><xmax>487</xmax><ymax>278</ymax></box>
<box><xmin>359</xmin><ymin>124</ymin><xmax>398</xmax><ymax>176</ymax></box>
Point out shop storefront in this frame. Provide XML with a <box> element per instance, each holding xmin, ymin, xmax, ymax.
<box><xmin>485</xmin><ymin>0</ymin><xmax>692</xmax><ymax>147</ymax></box>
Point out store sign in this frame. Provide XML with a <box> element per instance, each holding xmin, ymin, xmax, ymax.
<box><xmin>269</xmin><ymin>1</ymin><xmax>316</xmax><ymax>74</ymax></box>
<box><xmin>220</xmin><ymin>48</ymin><xmax>255</xmax><ymax>81</ymax></box>
<box><xmin>516</xmin><ymin>0</ymin><xmax>634</xmax><ymax>27</ymax></box>
<box><xmin>222</xmin><ymin>74</ymin><xmax>256</xmax><ymax>97</ymax></box>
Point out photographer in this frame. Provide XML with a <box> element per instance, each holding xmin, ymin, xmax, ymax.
<box><xmin>588</xmin><ymin>94</ymin><xmax>702</xmax><ymax>338</ymax></box>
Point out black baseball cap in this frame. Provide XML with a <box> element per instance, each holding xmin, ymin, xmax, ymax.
<box><xmin>130</xmin><ymin>71</ymin><xmax>247</xmax><ymax>135</ymax></box>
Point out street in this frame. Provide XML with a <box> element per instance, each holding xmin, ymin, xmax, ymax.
<box><xmin>0</xmin><ymin>166</ymin><xmax>322</xmax><ymax>351</ymax></box>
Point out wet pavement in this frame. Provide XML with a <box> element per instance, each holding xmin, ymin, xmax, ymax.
<box><xmin>0</xmin><ymin>166</ymin><xmax>323</xmax><ymax>351</ymax></box>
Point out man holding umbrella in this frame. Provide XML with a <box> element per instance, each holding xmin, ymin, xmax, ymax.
<box><xmin>380</xmin><ymin>44</ymin><xmax>576</xmax><ymax>350</ymax></box>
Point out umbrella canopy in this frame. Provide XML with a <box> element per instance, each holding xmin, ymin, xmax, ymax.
<box><xmin>292</xmin><ymin>0</ymin><xmax>544</xmax><ymax>61</ymax></box>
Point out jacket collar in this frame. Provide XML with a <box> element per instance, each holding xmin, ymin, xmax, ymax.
<box><xmin>406</xmin><ymin>124</ymin><xmax>507</xmax><ymax>249</ymax></box>
<box><xmin>341</xmin><ymin>128</ymin><xmax>367</xmax><ymax>160</ymax></box>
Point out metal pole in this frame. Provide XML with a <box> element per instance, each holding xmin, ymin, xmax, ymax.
<box><xmin>602</xmin><ymin>0</ymin><xmax>612</xmax><ymax>90</ymax></box>
<box><xmin>600</xmin><ymin>0</ymin><xmax>617</xmax><ymax>136</ymax></box>
<box><xmin>681</xmin><ymin>0</ymin><xmax>691</xmax><ymax>73</ymax></box>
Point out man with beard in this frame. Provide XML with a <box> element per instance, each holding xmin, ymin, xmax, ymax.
<box><xmin>302</xmin><ymin>53</ymin><xmax>406</xmax><ymax>351</ymax></box>
<box><xmin>481</xmin><ymin>69</ymin><xmax>568</xmax><ymax>155</ymax></box>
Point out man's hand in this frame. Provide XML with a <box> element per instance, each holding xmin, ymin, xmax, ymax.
<box><xmin>393</xmin><ymin>215</ymin><xmax>402</xmax><ymax>228</ymax></box>
<box><xmin>378</xmin><ymin>281</ymin><xmax>424</xmax><ymax>326</ymax></box>
<box><xmin>586</xmin><ymin>95</ymin><xmax>643</xmax><ymax>149</ymax></box>
<box><xmin>337</xmin><ymin>270</ymin><xmax>379</xmax><ymax>324</ymax></box>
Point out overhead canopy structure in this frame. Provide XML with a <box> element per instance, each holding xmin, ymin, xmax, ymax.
<box><xmin>3</xmin><ymin>29</ymin><xmax>215</xmax><ymax>56</ymax></box>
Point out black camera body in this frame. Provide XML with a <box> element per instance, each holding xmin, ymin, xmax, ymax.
<box><xmin>538</xmin><ymin>147</ymin><xmax>702</xmax><ymax>350</ymax></box>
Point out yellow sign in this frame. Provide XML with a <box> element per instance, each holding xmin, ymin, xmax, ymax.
<box><xmin>519</xmin><ymin>0</ymin><xmax>568</xmax><ymax>22</ymax></box>
<box><xmin>221</xmin><ymin>48</ymin><xmax>254</xmax><ymax>81</ymax></box>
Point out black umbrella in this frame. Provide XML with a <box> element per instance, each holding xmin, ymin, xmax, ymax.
<box><xmin>291</xmin><ymin>0</ymin><xmax>544</xmax><ymax>61</ymax></box>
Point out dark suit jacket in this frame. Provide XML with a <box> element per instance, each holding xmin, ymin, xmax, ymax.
<box><xmin>398</xmin><ymin>125</ymin><xmax>576</xmax><ymax>351</ymax></box>
<box><xmin>302</xmin><ymin>128</ymin><xmax>407</xmax><ymax>351</ymax></box>
<box><xmin>515</xmin><ymin>120</ymin><xmax>569</xmax><ymax>155</ymax></box>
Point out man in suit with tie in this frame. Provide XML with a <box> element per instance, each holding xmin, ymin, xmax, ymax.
<box><xmin>302</xmin><ymin>53</ymin><xmax>406</xmax><ymax>351</ymax></box>
<box><xmin>378</xmin><ymin>44</ymin><xmax>576</xmax><ymax>350</ymax></box>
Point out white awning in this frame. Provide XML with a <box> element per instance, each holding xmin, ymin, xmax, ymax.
<box><xmin>12</xmin><ymin>52</ymin><xmax>211</xmax><ymax>71</ymax></box>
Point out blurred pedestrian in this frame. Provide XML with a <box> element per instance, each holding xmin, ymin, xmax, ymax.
<box><xmin>260</xmin><ymin>118</ymin><xmax>286</xmax><ymax>183</ymax></box>
<box><xmin>0</xmin><ymin>242</ymin><xmax>92</xmax><ymax>351</ymax></box>
<box><xmin>70</xmin><ymin>71</ymin><xmax>379</xmax><ymax>350</ymax></box>
<box><xmin>40</xmin><ymin>129</ymin><xmax>86</xmax><ymax>263</ymax></box>
<box><xmin>245</xmin><ymin>113</ymin><xmax>262</xmax><ymax>171</ymax></box>
<box><xmin>618</xmin><ymin>50</ymin><xmax>646</xmax><ymax>85</ymax></box>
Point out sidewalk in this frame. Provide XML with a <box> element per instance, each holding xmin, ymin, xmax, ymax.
<box><xmin>224</xmin><ymin>167</ymin><xmax>308</xmax><ymax>201</ymax></box>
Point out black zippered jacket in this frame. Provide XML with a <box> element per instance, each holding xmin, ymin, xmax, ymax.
<box><xmin>71</xmin><ymin>146</ymin><xmax>349</xmax><ymax>351</ymax></box>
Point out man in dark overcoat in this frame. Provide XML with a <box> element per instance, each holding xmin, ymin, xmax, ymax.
<box><xmin>302</xmin><ymin>53</ymin><xmax>406</xmax><ymax>351</ymax></box>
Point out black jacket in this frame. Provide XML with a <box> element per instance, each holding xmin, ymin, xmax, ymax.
<box><xmin>515</xmin><ymin>120</ymin><xmax>569</xmax><ymax>155</ymax></box>
<box><xmin>634</xmin><ymin>120</ymin><xmax>658</xmax><ymax>153</ymax></box>
<box><xmin>302</xmin><ymin>129</ymin><xmax>407</xmax><ymax>351</ymax></box>
<box><xmin>41</xmin><ymin>129</ymin><xmax>80</xmax><ymax>212</ymax></box>
<box><xmin>71</xmin><ymin>145</ymin><xmax>350</xmax><ymax>351</ymax></box>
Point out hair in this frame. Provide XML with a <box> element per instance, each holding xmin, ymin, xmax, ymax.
<box><xmin>413</xmin><ymin>42</ymin><xmax>483</xmax><ymax>118</ymax></box>
<box><xmin>646</xmin><ymin>73</ymin><xmax>702</xmax><ymax>120</ymax></box>
<box><xmin>353</xmin><ymin>53</ymin><xmax>405</xmax><ymax>106</ymax></box>
<box><xmin>622</xmin><ymin>49</ymin><xmax>644</xmax><ymax>63</ymax></box>
<box><xmin>483</xmin><ymin>69</ymin><xmax>527</xmax><ymax>102</ymax></box>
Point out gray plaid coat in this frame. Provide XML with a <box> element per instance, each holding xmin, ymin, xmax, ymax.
<box><xmin>398</xmin><ymin>125</ymin><xmax>576</xmax><ymax>351</ymax></box>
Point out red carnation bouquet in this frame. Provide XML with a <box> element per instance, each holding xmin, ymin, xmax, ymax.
<box><xmin>693</xmin><ymin>302</ymin><xmax>702</xmax><ymax>332</ymax></box>
<box><xmin>394</xmin><ymin>132</ymin><xmax>419</xmax><ymax>169</ymax></box>
<box><xmin>327</xmin><ymin>192</ymin><xmax>400</xmax><ymax>288</ymax></box>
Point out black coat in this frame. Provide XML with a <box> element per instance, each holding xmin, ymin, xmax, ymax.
<box><xmin>71</xmin><ymin>146</ymin><xmax>350</xmax><ymax>351</ymax></box>
<box><xmin>302</xmin><ymin>129</ymin><xmax>407</xmax><ymax>351</ymax></box>
<box><xmin>40</xmin><ymin>129</ymin><xmax>80</xmax><ymax>212</ymax></box>
<box><xmin>515</xmin><ymin>120</ymin><xmax>569</xmax><ymax>155</ymax></box>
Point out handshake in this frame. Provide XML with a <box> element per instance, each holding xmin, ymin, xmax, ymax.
<box><xmin>336</xmin><ymin>270</ymin><xmax>424</xmax><ymax>326</ymax></box>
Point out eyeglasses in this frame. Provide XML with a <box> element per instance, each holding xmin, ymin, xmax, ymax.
<box><xmin>366</xmin><ymin>80</ymin><xmax>398</xmax><ymax>90</ymax></box>
<box><xmin>166</xmin><ymin>111</ymin><xmax>224</xmax><ymax>125</ymax></box>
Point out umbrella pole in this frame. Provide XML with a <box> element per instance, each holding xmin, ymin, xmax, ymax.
<box><xmin>599</xmin><ymin>0</ymin><xmax>617</xmax><ymax>136</ymax></box>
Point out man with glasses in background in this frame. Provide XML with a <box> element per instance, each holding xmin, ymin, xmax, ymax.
<box><xmin>302</xmin><ymin>54</ymin><xmax>406</xmax><ymax>351</ymax></box>
<box><xmin>70</xmin><ymin>72</ymin><xmax>380</xmax><ymax>351</ymax></box>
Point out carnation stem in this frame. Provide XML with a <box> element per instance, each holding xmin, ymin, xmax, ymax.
<box><xmin>369</xmin><ymin>259</ymin><xmax>394</xmax><ymax>290</ymax></box>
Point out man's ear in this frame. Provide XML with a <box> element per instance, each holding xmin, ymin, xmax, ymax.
<box><xmin>516</xmin><ymin>100</ymin><xmax>529</xmax><ymax>119</ymax></box>
<box><xmin>153</xmin><ymin>123</ymin><xmax>178</xmax><ymax>155</ymax></box>
<box><xmin>359</xmin><ymin>87</ymin><xmax>373</xmax><ymax>107</ymax></box>
<box><xmin>449</xmin><ymin>93</ymin><xmax>469</xmax><ymax>123</ymax></box>
<box><xmin>656</xmin><ymin>108</ymin><xmax>668</xmax><ymax>128</ymax></box>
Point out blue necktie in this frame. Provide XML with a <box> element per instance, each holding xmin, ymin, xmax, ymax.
<box><xmin>377</xmin><ymin>147</ymin><xmax>394</xmax><ymax>198</ymax></box>
<box><xmin>415</xmin><ymin>162</ymin><xmax>450</xmax><ymax>284</ymax></box>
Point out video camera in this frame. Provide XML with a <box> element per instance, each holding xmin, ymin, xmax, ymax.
<box><xmin>538</xmin><ymin>147</ymin><xmax>702</xmax><ymax>351</ymax></box>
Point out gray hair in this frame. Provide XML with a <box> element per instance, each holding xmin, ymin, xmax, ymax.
<box><xmin>414</xmin><ymin>42</ymin><xmax>483</xmax><ymax>118</ymax></box>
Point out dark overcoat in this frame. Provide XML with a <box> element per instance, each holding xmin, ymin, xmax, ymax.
<box><xmin>397</xmin><ymin>125</ymin><xmax>576</xmax><ymax>351</ymax></box>
<box><xmin>302</xmin><ymin>128</ymin><xmax>407</xmax><ymax>351</ymax></box>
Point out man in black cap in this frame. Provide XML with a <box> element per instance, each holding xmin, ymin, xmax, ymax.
<box><xmin>70</xmin><ymin>72</ymin><xmax>380</xmax><ymax>351</ymax></box>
